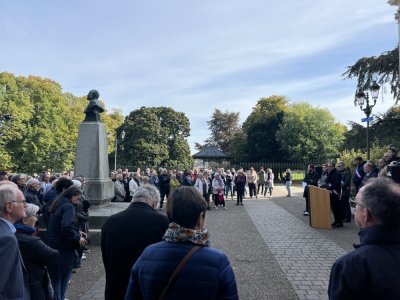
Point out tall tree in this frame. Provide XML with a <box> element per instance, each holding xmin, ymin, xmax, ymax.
<box><xmin>204</xmin><ymin>109</ymin><xmax>241</xmax><ymax>155</ymax></box>
<box><xmin>0</xmin><ymin>72</ymin><xmax>123</xmax><ymax>173</ymax></box>
<box><xmin>119</xmin><ymin>107</ymin><xmax>192</xmax><ymax>169</ymax></box>
<box><xmin>343</xmin><ymin>46</ymin><xmax>399</xmax><ymax>103</ymax></box>
<box><xmin>242</xmin><ymin>95</ymin><xmax>289</xmax><ymax>161</ymax></box>
<box><xmin>276</xmin><ymin>102</ymin><xmax>346</xmax><ymax>162</ymax></box>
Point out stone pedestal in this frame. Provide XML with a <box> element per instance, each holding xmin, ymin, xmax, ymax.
<box><xmin>74</xmin><ymin>121</ymin><xmax>114</xmax><ymax>206</ymax></box>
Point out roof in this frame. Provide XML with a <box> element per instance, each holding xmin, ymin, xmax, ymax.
<box><xmin>192</xmin><ymin>145</ymin><xmax>229</xmax><ymax>159</ymax></box>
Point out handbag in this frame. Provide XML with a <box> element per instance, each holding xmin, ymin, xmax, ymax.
<box><xmin>158</xmin><ymin>246</ymin><xmax>202</xmax><ymax>300</ymax></box>
<box><xmin>217</xmin><ymin>192</ymin><xmax>224</xmax><ymax>203</ymax></box>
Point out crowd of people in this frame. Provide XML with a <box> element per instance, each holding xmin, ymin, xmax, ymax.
<box><xmin>110</xmin><ymin>166</ymin><xmax>293</xmax><ymax>210</ymax></box>
<box><xmin>0</xmin><ymin>172</ymin><xmax>90</xmax><ymax>300</ymax></box>
<box><xmin>1</xmin><ymin>147</ymin><xmax>400</xmax><ymax>299</ymax></box>
<box><xmin>302</xmin><ymin>147</ymin><xmax>400</xmax><ymax>229</ymax></box>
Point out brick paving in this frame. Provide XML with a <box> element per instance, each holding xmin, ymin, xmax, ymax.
<box><xmin>244</xmin><ymin>198</ymin><xmax>348</xmax><ymax>300</ymax></box>
<box><xmin>72</xmin><ymin>185</ymin><xmax>356</xmax><ymax>300</ymax></box>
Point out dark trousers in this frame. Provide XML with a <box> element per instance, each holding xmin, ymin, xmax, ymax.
<box><xmin>160</xmin><ymin>190</ymin><xmax>169</xmax><ymax>208</ymax></box>
<box><xmin>257</xmin><ymin>183</ymin><xmax>265</xmax><ymax>195</ymax></box>
<box><xmin>236</xmin><ymin>190</ymin><xmax>244</xmax><ymax>204</ymax></box>
<box><xmin>203</xmin><ymin>194</ymin><xmax>210</xmax><ymax>208</ymax></box>
<box><xmin>331</xmin><ymin>194</ymin><xmax>343</xmax><ymax>224</ymax></box>
<box><xmin>213</xmin><ymin>194</ymin><xmax>225</xmax><ymax>207</ymax></box>
<box><xmin>341</xmin><ymin>195</ymin><xmax>351</xmax><ymax>221</ymax></box>
<box><xmin>248</xmin><ymin>183</ymin><xmax>257</xmax><ymax>197</ymax></box>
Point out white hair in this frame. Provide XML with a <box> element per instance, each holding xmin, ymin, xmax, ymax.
<box><xmin>0</xmin><ymin>185</ymin><xmax>17</xmax><ymax>217</ymax></box>
<box><xmin>26</xmin><ymin>178</ymin><xmax>40</xmax><ymax>187</ymax></box>
<box><xmin>132</xmin><ymin>184</ymin><xmax>160</xmax><ymax>208</ymax></box>
<box><xmin>25</xmin><ymin>203</ymin><xmax>39</xmax><ymax>219</ymax></box>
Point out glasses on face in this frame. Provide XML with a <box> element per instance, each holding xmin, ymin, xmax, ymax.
<box><xmin>11</xmin><ymin>199</ymin><xmax>27</xmax><ymax>205</ymax></box>
<box><xmin>355</xmin><ymin>201</ymin><xmax>367</xmax><ymax>210</ymax></box>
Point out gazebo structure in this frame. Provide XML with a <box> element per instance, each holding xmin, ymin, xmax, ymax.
<box><xmin>192</xmin><ymin>145</ymin><xmax>231</xmax><ymax>168</ymax></box>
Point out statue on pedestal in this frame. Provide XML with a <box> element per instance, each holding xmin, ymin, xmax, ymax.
<box><xmin>84</xmin><ymin>89</ymin><xmax>105</xmax><ymax>122</ymax></box>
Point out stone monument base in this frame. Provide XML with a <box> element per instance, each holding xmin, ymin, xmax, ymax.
<box><xmin>75</xmin><ymin>121</ymin><xmax>114</xmax><ymax>206</ymax></box>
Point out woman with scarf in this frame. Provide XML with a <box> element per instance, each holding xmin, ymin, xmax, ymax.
<box><xmin>125</xmin><ymin>186</ymin><xmax>238</xmax><ymax>300</ymax></box>
<box><xmin>212</xmin><ymin>173</ymin><xmax>226</xmax><ymax>209</ymax></box>
<box><xmin>265</xmin><ymin>168</ymin><xmax>275</xmax><ymax>197</ymax></box>
<box><xmin>15</xmin><ymin>203</ymin><xmax>59</xmax><ymax>300</ymax></box>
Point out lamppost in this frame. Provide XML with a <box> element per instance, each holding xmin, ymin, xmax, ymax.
<box><xmin>115</xmin><ymin>130</ymin><xmax>125</xmax><ymax>171</ymax></box>
<box><xmin>354</xmin><ymin>81</ymin><xmax>380</xmax><ymax>160</ymax></box>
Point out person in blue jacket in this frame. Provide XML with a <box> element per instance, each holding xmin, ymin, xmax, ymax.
<box><xmin>47</xmin><ymin>186</ymin><xmax>87</xmax><ymax>300</ymax></box>
<box><xmin>125</xmin><ymin>186</ymin><xmax>238</xmax><ymax>300</ymax></box>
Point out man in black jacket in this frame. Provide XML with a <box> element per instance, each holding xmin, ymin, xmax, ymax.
<box><xmin>302</xmin><ymin>165</ymin><xmax>319</xmax><ymax>216</ymax></box>
<box><xmin>328</xmin><ymin>177</ymin><xmax>400</xmax><ymax>299</ymax></box>
<box><xmin>322</xmin><ymin>163</ymin><xmax>343</xmax><ymax>228</ymax></box>
<box><xmin>101</xmin><ymin>185</ymin><xmax>169</xmax><ymax>300</ymax></box>
<box><xmin>337</xmin><ymin>162</ymin><xmax>352</xmax><ymax>223</ymax></box>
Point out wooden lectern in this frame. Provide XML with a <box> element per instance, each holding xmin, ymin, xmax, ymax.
<box><xmin>309</xmin><ymin>186</ymin><xmax>331</xmax><ymax>229</ymax></box>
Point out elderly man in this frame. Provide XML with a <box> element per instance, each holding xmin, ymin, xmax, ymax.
<box><xmin>25</xmin><ymin>178</ymin><xmax>42</xmax><ymax>212</ymax></box>
<box><xmin>101</xmin><ymin>185</ymin><xmax>169</xmax><ymax>300</ymax></box>
<box><xmin>11</xmin><ymin>173</ymin><xmax>27</xmax><ymax>192</ymax></box>
<box><xmin>328</xmin><ymin>177</ymin><xmax>400</xmax><ymax>299</ymax></box>
<box><xmin>362</xmin><ymin>161</ymin><xmax>378</xmax><ymax>186</ymax></box>
<box><xmin>0</xmin><ymin>184</ymin><xmax>31</xmax><ymax>299</ymax></box>
<box><xmin>113</xmin><ymin>174</ymin><xmax>126</xmax><ymax>202</ymax></box>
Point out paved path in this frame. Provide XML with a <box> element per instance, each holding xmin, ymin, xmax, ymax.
<box><xmin>69</xmin><ymin>185</ymin><xmax>359</xmax><ymax>300</ymax></box>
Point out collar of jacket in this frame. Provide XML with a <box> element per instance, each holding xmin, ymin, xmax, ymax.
<box><xmin>128</xmin><ymin>201</ymin><xmax>154</xmax><ymax>210</ymax></box>
<box><xmin>354</xmin><ymin>224</ymin><xmax>400</xmax><ymax>249</ymax></box>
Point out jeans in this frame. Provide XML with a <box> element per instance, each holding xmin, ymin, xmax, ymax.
<box><xmin>51</xmin><ymin>268</ymin><xmax>72</xmax><ymax>300</ymax></box>
<box><xmin>285</xmin><ymin>181</ymin><xmax>292</xmax><ymax>196</ymax></box>
<box><xmin>225</xmin><ymin>184</ymin><xmax>233</xmax><ymax>198</ymax></box>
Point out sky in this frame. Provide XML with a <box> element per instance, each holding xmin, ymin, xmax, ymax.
<box><xmin>1</xmin><ymin>0</ymin><xmax>398</xmax><ymax>153</ymax></box>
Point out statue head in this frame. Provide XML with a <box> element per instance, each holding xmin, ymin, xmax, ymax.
<box><xmin>87</xmin><ymin>90</ymin><xmax>100</xmax><ymax>101</ymax></box>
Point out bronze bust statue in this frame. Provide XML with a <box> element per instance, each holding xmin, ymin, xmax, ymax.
<box><xmin>84</xmin><ymin>89</ymin><xmax>105</xmax><ymax>122</ymax></box>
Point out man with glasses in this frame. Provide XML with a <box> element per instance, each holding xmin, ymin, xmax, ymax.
<box><xmin>0</xmin><ymin>184</ymin><xmax>30</xmax><ymax>299</ymax></box>
<box><xmin>328</xmin><ymin>177</ymin><xmax>400</xmax><ymax>299</ymax></box>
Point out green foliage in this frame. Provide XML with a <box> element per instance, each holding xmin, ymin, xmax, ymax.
<box><xmin>230</xmin><ymin>130</ymin><xmax>247</xmax><ymax>162</ymax></box>
<box><xmin>343</xmin><ymin>46</ymin><xmax>399</xmax><ymax>103</ymax></box>
<box><xmin>120</xmin><ymin>106</ymin><xmax>192</xmax><ymax>169</ymax></box>
<box><xmin>242</xmin><ymin>96</ymin><xmax>289</xmax><ymax>161</ymax></box>
<box><xmin>342</xmin><ymin>106</ymin><xmax>400</xmax><ymax>153</ymax></box>
<box><xmin>276</xmin><ymin>102</ymin><xmax>346</xmax><ymax>162</ymax></box>
<box><xmin>204</xmin><ymin>109</ymin><xmax>241</xmax><ymax>155</ymax></box>
<box><xmin>0</xmin><ymin>72</ymin><xmax>123</xmax><ymax>173</ymax></box>
<box><xmin>338</xmin><ymin>145</ymin><xmax>387</xmax><ymax>169</ymax></box>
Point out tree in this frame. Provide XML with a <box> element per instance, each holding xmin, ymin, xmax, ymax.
<box><xmin>203</xmin><ymin>109</ymin><xmax>241</xmax><ymax>155</ymax></box>
<box><xmin>343</xmin><ymin>46</ymin><xmax>399</xmax><ymax>103</ymax></box>
<box><xmin>242</xmin><ymin>96</ymin><xmax>289</xmax><ymax>161</ymax></box>
<box><xmin>119</xmin><ymin>107</ymin><xmax>192</xmax><ymax>169</ymax></box>
<box><xmin>0</xmin><ymin>72</ymin><xmax>123</xmax><ymax>173</ymax></box>
<box><xmin>341</xmin><ymin>106</ymin><xmax>400</xmax><ymax>152</ymax></box>
<box><xmin>276</xmin><ymin>102</ymin><xmax>346</xmax><ymax>162</ymax></box>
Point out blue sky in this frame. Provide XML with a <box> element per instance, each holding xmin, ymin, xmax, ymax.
<box><xmin>1</xmin><ymin>1</ymin><xmax>398</xmax><ymax>153</ymax></box>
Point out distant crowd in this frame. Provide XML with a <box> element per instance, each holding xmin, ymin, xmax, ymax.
<box><xmin>110</xmin><ymin>166</ymin><xmax>293</xmax><ymax>209</ymax></box>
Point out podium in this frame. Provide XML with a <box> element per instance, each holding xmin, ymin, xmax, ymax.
<box><xmin>309</xmin><ymin>186</ymin><xmax>331</xmax><ymax>229</ymax></box>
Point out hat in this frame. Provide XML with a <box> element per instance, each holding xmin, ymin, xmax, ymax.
<box><xmin>72</xmin><ymin>180</ymin><xmax>82</xmax><ymax>188</ymax></box>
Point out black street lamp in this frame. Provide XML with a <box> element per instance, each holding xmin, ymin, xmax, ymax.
<box><xmin>354</xmin><ymin>81</ymin><xmax>380</xmax><ymax>160</ymax></box>
<box><xmin>115</xmin><ymin>130</ymin><xmax>126</xmax><ymax>171</ymax></box>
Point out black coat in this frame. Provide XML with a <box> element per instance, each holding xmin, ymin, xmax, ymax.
<box><xmin>46</xmin><ymin>198</ymin><xmax>80</xmax><ymax>278</ymax></box>
<box><xmin>16</xmin><ymin>227</ymin><xmax>59</xmax><ymax>300</ymax></box>
<box><xmin>25</xmin><ymin>189</ymin><xmax>43</xmax><ymax>212</ymax></box>
<box><xmin>328</xmin><ymin>224</ymin><xmax>400</xmax><ymax>299</ymax></box>
<box><xmin>101</xmin><ymin>201</ymin><xmax>169</xmax><ymax>300</ymax></box>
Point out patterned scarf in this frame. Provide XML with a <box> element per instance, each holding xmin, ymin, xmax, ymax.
<box><xmin>163</xmin><ymin>222</ymin><xmax>210</xmax><ymax>247</ymax></box>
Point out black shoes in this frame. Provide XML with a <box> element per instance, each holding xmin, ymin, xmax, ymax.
<box><xmin>332</xmin><ymin>222</ymin><xmax>343</xmax><ymax>228</ymax></box>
